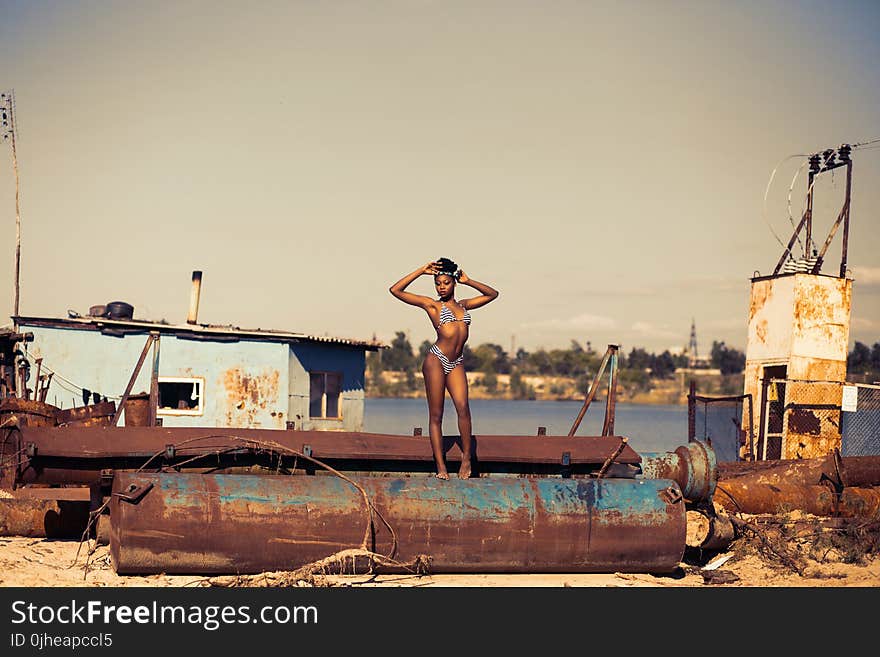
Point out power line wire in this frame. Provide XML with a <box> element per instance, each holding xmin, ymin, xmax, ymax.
<box><xmin>764</xmin><ymin>137</ymin><xmax>876</xmax><ymax>262</ymax></box>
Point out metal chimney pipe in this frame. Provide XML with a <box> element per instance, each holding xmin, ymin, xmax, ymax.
<box><xmin>187</xmin><ymin>270</ymin><xmax>202</xmax><ymax>325</ymax></box>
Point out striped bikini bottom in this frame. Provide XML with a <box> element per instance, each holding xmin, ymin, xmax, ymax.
<box><xmin>429</xmin><ymin>344</ymin><xmax>463</xmax><ymax>374</ymax></box>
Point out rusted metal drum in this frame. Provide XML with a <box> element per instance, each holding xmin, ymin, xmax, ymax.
<box><xmin>110</xmin><ymin>472</ymin><xmax>687</xmax><ymax>575</ymax></box>
<box><xmin>121</xmin><ymin>394</ymin><xmax>150</xmax><ymax>427</ymax></box>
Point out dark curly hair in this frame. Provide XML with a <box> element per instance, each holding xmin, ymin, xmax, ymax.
<box><xmin>435</xmin><ymin>257</ymin><xmax>460</xmax><ymax>280</ymax></box>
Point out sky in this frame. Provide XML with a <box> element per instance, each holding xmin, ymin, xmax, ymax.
<box><xmin>0</xmin><ymin>0</ymin><xmax>878</xmax><ymax>356</ymax></box>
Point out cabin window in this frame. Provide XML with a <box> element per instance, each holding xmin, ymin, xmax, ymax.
<box><xmin>309</xmin><ymin>371</ymin><xmax>342</xmax><ymax>419</ymax></box>
<box><xmin>157</xmin><ymin>377</ymin><xmax>204</xmax><ymax>416</ymax></box>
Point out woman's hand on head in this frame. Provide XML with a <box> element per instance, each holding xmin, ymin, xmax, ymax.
<box><xmin>421</xmin><ymin>261</ymin><xmax>440</xmax><ymax>276</ymax></box>
<box><xmin>457</xmin><ymin>269</ymin><xmax>470</xmax><ymax>284</ymax></box>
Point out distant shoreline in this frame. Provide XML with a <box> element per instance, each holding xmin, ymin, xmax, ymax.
<box><xmin>365</xmin><ymin>393</ymin><xmax>689</xmax><ymax>406</ymax></box>
<box><xmin>366</xmin><ymin>370</ymin><xmax>745</xmax><ymax>405</ymax></box>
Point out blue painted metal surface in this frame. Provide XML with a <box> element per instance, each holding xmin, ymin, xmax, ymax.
<box><xmin>288</xmin><ymin>342</ymin><xmax>366</xmax><ymax>431</ymax></box>
<box><xmin>110</xmin><ymin>472</ymin><xmax>687</xmax><ymax>575</ymax></box>
<box><xmin>18</xmin><ymin>323</ymin><xmax>369</xmax><ymax>431</ymax></box>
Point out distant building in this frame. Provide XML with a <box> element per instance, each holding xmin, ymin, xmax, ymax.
<box><xmin>682</xmin><ymin>319</ymin><xmax>711</xmax><ymax>368</ymax></box>
<box><xmin>15</xmin><ymin>311</ymin><xmax>383</xmax><ymax>432</ymax></box>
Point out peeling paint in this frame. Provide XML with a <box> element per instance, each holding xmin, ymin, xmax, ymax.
<box><xmin>110</xmin><ymin>472</ymin><xmax>687</xmax><ymax>575</ymax></box>
<box><xmin>222</xmin><ymin>367</ymin><xmax>281</xmax><ymax>428</ymax></box>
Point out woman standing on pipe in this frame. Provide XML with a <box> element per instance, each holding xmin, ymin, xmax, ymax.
<box><xmin>389</xmin><ymin>258</ymin><xmax>499</xmax><ymax>479</ymax></box>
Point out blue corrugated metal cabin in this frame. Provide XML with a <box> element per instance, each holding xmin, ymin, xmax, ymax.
<box><xmin>13</xmin><ymin>312</ymin><xmax>383</xmax><ymax>431</ymax></box>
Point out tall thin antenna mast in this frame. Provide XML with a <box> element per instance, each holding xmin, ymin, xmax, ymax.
<box><xmin>1</xmin><ymin>90</ymin><xmax>21</xmax><ymax>331</ymax></box>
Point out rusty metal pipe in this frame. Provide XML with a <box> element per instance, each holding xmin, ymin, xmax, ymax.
<box><xmin>110</xmin><ymin>472</ymin><xmax>687</xmax><ymax>575</ymax></box>
<box><xmin>838</xmin><ymin>455</ymin><xmax>880</xmax><ymax>487</ymax></box>
<box><xmin>187</xmin><ymin>270</ymin><xmax>202</xmax><ymax>325</ymax></box>
<box><xmin>719</xmin><ymin>454</ymin><xmax>880</xmax><ymax>488</ymax></box>
<box><xmin>0</xmin><ymin>498</ymin><xmax>90</xmax><ymax>537</ymax></box>
<box><xmin>715</xmin><ymin>480</ymin><xmax>880</xmax><ymax>518</ymax></box>
<box><xmin>639</xmin><ymin>440</ymin><xmax>717</xmax><ymax>503</ymax></box>
<box><xmin>686</xmin><ymin>509</ymin><xmax>735</xmax><ymax>551</ymax></box>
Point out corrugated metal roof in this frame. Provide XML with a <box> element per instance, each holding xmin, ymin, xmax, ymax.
<box><xmin>13</xmin><ymin>315</ymin><xmax>386</xmax><ymax>350</ymax></box>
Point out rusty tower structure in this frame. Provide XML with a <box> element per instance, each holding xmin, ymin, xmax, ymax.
<box><xmin>743</xmin><ymin>145</ymin><xmax>854</xmax><ymax>460</ymax></box>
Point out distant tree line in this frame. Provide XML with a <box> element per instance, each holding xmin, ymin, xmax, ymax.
<box><xmin>367</xmin><ymin>332</ymin><xmax>748</xmax><ymax>396</ymax></box>
<box><xmin>369</xmin><ymin>333</ymin><xmax>880</xmax><ymax>397</ymax></box>
<box><xmin>847</xmin><ymin>341</ymin><xmax>880</xmax><ymax>379</ymax></box>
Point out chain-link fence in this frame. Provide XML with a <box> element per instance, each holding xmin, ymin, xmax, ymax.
<box><xmin>759</xmin><ymin>379</ymin><xmax>880</xmax><ymax>459</ymax></box>
<box><xmin>688</xmin><ymin>394</ymin><xmax>753</xmax><ymax>463</ymax></box>
<box><xmin>840</xmin><ymin>383</ymin><xmax>880</xmax><ymax>456</ymax></box>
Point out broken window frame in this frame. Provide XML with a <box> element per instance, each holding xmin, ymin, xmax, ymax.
<box><xmin>157</xmin><ymin>376</ymin><xmax>205</xmax><ymax>417</ymax></box>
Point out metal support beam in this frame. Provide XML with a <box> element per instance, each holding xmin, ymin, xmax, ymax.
<box><xmin>111</xmin><ymin>333</ymin><xmax>157</xmax><ymax>427</ymax></box>
<box><xmin>568</xmin><ymin>344</ymin><xmax>618</xmax><ymax>437</ymax></box>
<box><xmin>601</xmin><ymin>346</ymin><xmax>619</xmax><ymax>436</ymax></box>
<box><xmin>148</xmin><ymin>332</ymin><xmax>160</xmax><ymax>427</ymax></box>
<box><xmin>839</xmin><ymin>160</ymin><xmax>852</xmax><ymax>278</ymax></box>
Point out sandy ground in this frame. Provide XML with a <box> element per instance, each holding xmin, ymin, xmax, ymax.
<box><xmin>2</xmin><ymin>524</ymin><xmax>878</xmax><ymax>588</ymax></box>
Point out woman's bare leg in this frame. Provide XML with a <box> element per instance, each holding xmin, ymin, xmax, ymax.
<box><xmin>422</xmin><ymin>355</ymin><xmax>449</xmax><ymax>479</ymax></box>
<box><xmin>445</xmin><ymin>364</ymin><xmax>472</xmax><ymax>478</ymax></box>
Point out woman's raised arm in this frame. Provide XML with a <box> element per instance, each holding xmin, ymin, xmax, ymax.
<box><xmin>458</xmin><ymin>270</ymin><xmax>499</xmax><ymax>310</ymax></box>
<box><xmin>389</xmin><ymin>261</ymin><xmax>439</xmax><ymax>308</ymax></box>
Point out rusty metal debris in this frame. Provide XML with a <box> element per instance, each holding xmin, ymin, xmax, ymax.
<box><xmin>596</xmin><ymin>437</ymin><xmax>628</xmax><ymax>478</ymax></box>
<box><xmin>685</xmin><ymin>509</ymin><xmax>735</xmax><ymax>551</ymax></box>
<box><xmin>0</xmin><ymin>498</ymin><xmax>89</xmax><ymax>538</ymax></box>
<box><xmin>639</xmin><ymin>440</ymin><xmax>717</xmax><ymax>503</ymax></box>
<box><xmin>109</xmin><ymin>471</ymin><xmax>687</xmax><ymax>575</ymax></box>
<box><xmin>4</xmin><ymin>426</ymin><xmax>718</xmax><ymax>509</ymax></box>
<box><xmin>6</xmin><ymin>426</ymin><xmax>645</xmax><ymax>487</ymax></box>
<box><xmin>715</xmin><ymin>480</ymin><xmax>880</xmax><ymax>518</ymax></box>
<box><xmin>718</xmin><ymin>451</ymin><xmax>880</xmax><ymax>488</ymax></box>
<box><xmin>568</xmin><ymin>344</ymin><xmax>619</xmax><ymax>436</ymax></box>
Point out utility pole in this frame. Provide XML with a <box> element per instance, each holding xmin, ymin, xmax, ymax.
<box><xmin>1</xmin><ymin>90</ymin><xmax>20</xmax><ymax>331</ymax></box>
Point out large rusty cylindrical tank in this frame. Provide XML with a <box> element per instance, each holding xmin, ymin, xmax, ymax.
<box><xmin>110</xmin><ymin>472</ymin><xmax>687</xmax><ymax>575</ymax></box>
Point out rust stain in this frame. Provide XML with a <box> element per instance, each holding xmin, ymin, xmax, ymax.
<box><xmin>804</xmin><ymin>359</ymin><xmax>846</xmax><ymax>381</ymax></box>
<box><xmin>755</xmin><ymin>319</ymin><xmax>768</xmax><ymax>344</ymax></box>
<box><xmin>749</xmin><ymin>281</ymin><xmax>772</xmax><ymax>323</ymax></box>
<box><xmin>222</xmin><ymin>368</ymin><xmax>280</xmax><ymax>428</ymax></box>
<box><xmin>793</xmin><ymin>278</ymin><xmax>850</xmax><ymax>337</ymax></box>
<box><xmin>786</xmin><ymin>431</ymin><xmax>842</xmax><ymax>460</ymax></box>
<box><xmin>111</xmin><ymin>473</ymin><xmax>686</xmax><ymax>575</ymax></box>
<box><xmin>794</xmin><ymin>282</ymin><xmax>833</xmax><ymax>333</ymax></box>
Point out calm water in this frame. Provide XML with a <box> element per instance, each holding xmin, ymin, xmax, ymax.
<box><xmin>364</xmin><ymin>398</ymin><xmax>689</xmax><ymax>454</ymax></box>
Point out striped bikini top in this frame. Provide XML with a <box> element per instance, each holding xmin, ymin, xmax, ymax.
<box><xmin>436</xmin><ymin>301</ymin><xmax>471</xmax><ymax>329</ymax></box>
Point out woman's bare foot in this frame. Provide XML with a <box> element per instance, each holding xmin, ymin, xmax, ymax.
<box><xmin>435</xmin><ymin>472</ymin><xmax>449</xmax><ymax>480</ymax></box>
<box><xmin>458</xmin><ymin>460</ymin><xmax>472</xmax><ymax>479</ymax></box>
